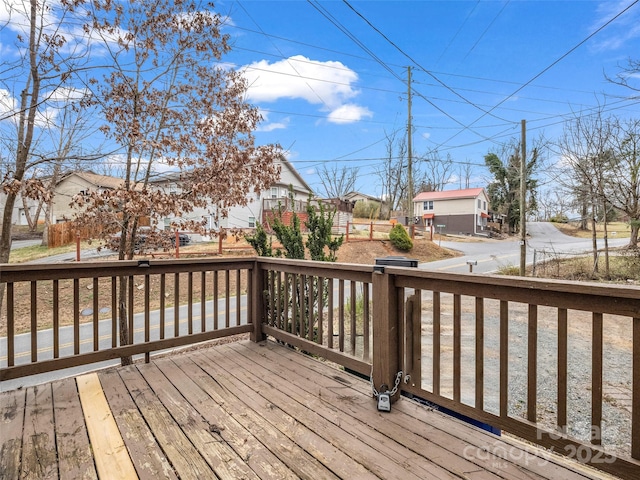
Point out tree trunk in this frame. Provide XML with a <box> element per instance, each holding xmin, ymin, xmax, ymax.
<box><xmin>591</xmin><ymin>201</ymin><xmax>598</xmax><ymax>274</ymax></box>
<box><xmin>629</xmin><ymin>221</ymin><xmax>639</xmax><ymax>248</ymax></box>
<box><xmin>118</xmin><ymin>275</ymin><xmax>133</xmax><ymax>366</ymax></box>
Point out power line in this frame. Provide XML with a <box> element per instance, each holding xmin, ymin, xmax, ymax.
<box><xmin>434</xmin><ymin>0</ymin><xmax>640</xmax><ymax>150</ymax></box>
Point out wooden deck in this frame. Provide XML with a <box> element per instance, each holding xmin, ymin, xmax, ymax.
<box><xmin>1</xmin><ymin>340</ymin><xmax>612</xmax><ymax>480</ymax></box>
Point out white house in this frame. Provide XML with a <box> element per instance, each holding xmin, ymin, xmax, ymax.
<box><xmin>149</xmin><ymin>157</ymin><xmax>314</xmax><ymax>236</ymax></box>
<box><xmin>413</xmin><ymin>187</ymin><xmax>490</xmax><ymax>236</ymax></box>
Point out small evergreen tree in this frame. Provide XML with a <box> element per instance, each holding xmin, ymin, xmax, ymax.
<box><xmin>389</xmin><ymin>224</ymin><xmax>413</xmax><ymax>251</ymax></box>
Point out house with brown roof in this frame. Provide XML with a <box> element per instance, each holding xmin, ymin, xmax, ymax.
<box><xmin>413</xmin><ymin>187</ymin><xmax>490</xmax><ymax>236</ymax></box>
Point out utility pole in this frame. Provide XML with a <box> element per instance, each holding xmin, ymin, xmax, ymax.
<box><xmin>520</xmin><ymin>119</ymin><xmax>527</xmax><ymax>276</ymax></box>
<box><xmin>407</xmin><ymin>66</ymin><xmax>414</xmax><ymax>234</ymax></box>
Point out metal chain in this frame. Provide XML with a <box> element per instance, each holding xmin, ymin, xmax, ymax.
<box><xmin>370</xmin><ymin>368</ymin><xmax>403</xmax><ymax>398</ymax></box>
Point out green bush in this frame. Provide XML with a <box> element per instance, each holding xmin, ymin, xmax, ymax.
<box><xmin>389</xmin><ymin>224</ymin><xmax>413</xmax><ymax>251</ymax></box>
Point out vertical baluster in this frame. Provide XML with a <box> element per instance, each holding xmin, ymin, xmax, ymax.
<box><xmin>7</xmin><ymin>283</ymin><xmax>14</xmax><ymax>366</ymax></box>
<box><xmin>201</xmin><ymin>271</ymin><xmax>206</xmax><ymax>332</ymax></box>
<box><xmin>93</xmin><ymin>278</ymin><xmax>99</xmax><ymax>352</ymax></box>
<box><xmin>433</xmin><ymin>291</ymin><xmax>441</xmax><ymax>396</ymax></box>
<box><xmin>317</xmin><ymin>277</ymin><xmax>324</xmax><ymax>345</ymax></box>
<box><xmin>236</xmin><ymin>269</ymin><xmax>241</xmax><ymax>327</ymax></box>
<box><xmin>74</xmin><ymin>278</ymin><xmax>80</xmax><ymax>355</ymax></box>
<box><xmin>633</xmin><ymin>316</ymin><xmax>640</xmax><ymax>460</ymax></box>
<box><xmin>144</xmin><ymin>274</ymin><xmax>150</xmax><ymax>363</ymax></box>
<box><xmin>225</xmin><ymin>270</ymin><xmax>230</xmax><ymax>328</ymax></box>
<box><xmin>159</xmin><ymin>274</ymin><xmax>166</xmax><ymax>340</ymax></box>
<box><xmin>350</xmin><ymin>280</ymin><xmax>357</xmax><ymax>355</ymax></box>
<box><xmin>174</xmin><ymin>273</ymin><xmax>180</xmax><ymax>337</ymax></box>
<box><xmin>213</xmin><ymin>270</ymin><xmax>219</xmax><ymax>330</ymax></box>
<box><xmin>111</xmin><ymin>277</ymin><xmax>117</xmax><ymax>348</ymax></box>
<box><xmin>276</xmin><ymin>271</ymin><xmax>282</xmax><ymax>329</ymax></box>
<box><xmin>527</xmin><ymin>304</ymin><xmax>538</xmax><ymax>422</ymax></box>
<box><xmin>558</xmin><ymin>308</ymin><xmax>568</xmax><ymax>431</ymax></box>
<box><xmin>363</xmin><ymin>282</ymin><xmax>370</xmax><ymax>361</ymax></box>
<box><xmin>299</xmin><ymin>274</ymin><xmax>306</xmax><ymax>337</ymax></box>
<box><xmin>128</xmin><ymin>275</ymin><xmax>134</xmax><ymax>344</ymax></box>
<box><xmin>188</xmin><ymin>272</ymin><xmax>193</xmax><ymax>335</ymax></box>
<box><xmin>30</xmin><ymin>281</ymin><xmax>37</xmax><ymax>363</ymax></box>
<box><xmin>453</xmin><ymin>294</ymin><xmax>461</xmax><ymax>403</ymax></box>
<box><xmin>592</xmin><ymin>312</ymin><xmax>603</xmax><ymax>445</ymax></box>
<box><xmin>247</xmin><ymin>267</ymin><xmax>253</xmax><ymax>329</ymax></box>
<box><xmin>339</xmin><ymin>279</ymin><xmax>345</xmax><ymax>352</ymax></box>
<box><xmin>292</xmin><ymin>274</ymin><xmax>298</xmax><ymax>336</ymax></box>
<box><xmin>283</xmin><ymin>273</ymin><xmax>290</xmax><ymax>332</ymax></box>
<box><xmin>308</xmin><ymin>275</ymin><xmax>315</xmax><ymax>342</ymax></box>
<box><xmin>475</xmin><ymin>297</ymin><xmax>484</xmax><ymax>410</ymax></box>
<box><xmin>53</xmin><ymin>280</ymin><xmax>59</xmax><ymax>358</ymax></box>
<box><xmin>499</xmin><ymin>300</ymin><xmax>509</xmax><ymax>418</ymax></box>
<box><xmin>327</xmin><ymin>278</ymin><xmax>334</xmax><ymax>349</ymax></box>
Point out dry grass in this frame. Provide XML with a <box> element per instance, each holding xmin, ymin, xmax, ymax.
<box><xmin>552</xmin><ymin>221</ymin><xmax>631</xmax><ymax>239</ymax></box>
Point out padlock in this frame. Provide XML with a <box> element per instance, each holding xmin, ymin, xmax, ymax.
<box><xmin>377</xmin><ymin>391</ymin><xmax>391</xmax><ymax>412</ymax></box>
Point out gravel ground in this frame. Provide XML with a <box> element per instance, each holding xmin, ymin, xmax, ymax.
<box><xmin>419</xmin><ymin>292</ymin><xmax>633</xmax><ymax>458</ymax></box>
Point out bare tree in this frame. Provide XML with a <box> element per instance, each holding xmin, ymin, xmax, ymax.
<box><xmin>458</xmin><ymin>162</ymin><xmax>473</xmax><ymax>189</ymax></box>
<box><xmin>557</xmin><ymin>112</ymin><xmax>615</xmax><ymax>275</ymax></box>
<box><xmin>1</xmin><ymin>0</ymin><xmax>95</xmax><ymax>314</ymax></box>
<box><xmin>606</xmin><ymin>57</ymin><xmax>640</xmax><ymax>95</ymax></box>
<box><xmin>317</xmin><ymin>164</ymin><xmax>359</xmax><ymax>198</ymax></box>
<box><xmin>375</xmin><ymin>129</ymin><xmax>408</xmax><ymax>214</ymax></box>
<box><xmin>418</xmin><ymin>151</ymin><xmax>454</xmax><ymax>192</ymax></box>
<box><xmin>70</xmin><ymin>0</ymin><xmax>281</xmax><ymax>363</ymax></box>
<box><xmin>607</xmin><ymin>118</ymin><xmax>640</xmax><ymax>248</ymax></box>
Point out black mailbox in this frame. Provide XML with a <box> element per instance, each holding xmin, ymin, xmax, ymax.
<box><xmin>374</xmin><ymin>256</ymin><xmax>418</xmax><ymax>268</ymax></box>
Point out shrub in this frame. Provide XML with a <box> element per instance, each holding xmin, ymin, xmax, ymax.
<box><xmin>389</xmin><ymin>224</ymin><xmax>413</xmax><ymax>251</ymax></box>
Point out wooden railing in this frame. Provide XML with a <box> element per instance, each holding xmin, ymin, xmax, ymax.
<box><xmin>0</xmin><ymin>258</ymin><xmax>255</xmax><ymax>380</ymax></box>
<box><xmin>1</xmin><ymin>257</ymin><xmax>639</xmax><ymax>479</ymax></box>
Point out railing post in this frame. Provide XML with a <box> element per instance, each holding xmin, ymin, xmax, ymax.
<box><xmin>372</xmin><ymin>266</ymin><xmax>400</xmax><ymax>403</ymax></box>
<box><xmin>346</xmin><ymin>222</ymin><xmax>350</xmax><ymax>242</ymax></box>
<box><xmin>251</xmin><ymin>259</ymin><xmax>266</xmax><ymax>342</ymax></box>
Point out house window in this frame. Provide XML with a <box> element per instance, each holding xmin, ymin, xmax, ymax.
<box><xmin>483</xmin><ymin>201</ymin><xmax>487</xmax><ymax>210</ymax></box>
<box><xmin>270</xmin><ymin>187</ymin><xmax>279</xmax><ymax>198</ymax></box>
<box><xmin>477</xmin><ymin>199</ymin><xmax>481</xmax><ymax>208</ymax></box>
<box><xmin>248</xmin><ymin>216</ymin><xmax>256</xmax><ymax>228</ymax></box>
<box><xmin>423</xmin><ymin>201</ymin><xmax>433</xmax><ymax>210</ymax></box>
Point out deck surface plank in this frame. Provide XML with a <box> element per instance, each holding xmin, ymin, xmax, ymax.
<box><xmin>230</xmin><ymin>341</ymin><xmax>498</xmax><ymax>480</ymax></box>
<box><xmin>195</xmin><ymin>348</ymin><xmax>379</xmax><ymax>480</ymax></box>
<box><xmin>0</xmin><ymin>387</ymin><xmax>26</xmax><ymax>479</ymax></box>
<box><xmin>21</xmin><ymin>384</ymin><xmax>57</xmax><ymax>480</ymax></box>
<box><xmin>172</xmin><ymin>354</ymin><xmax>341</xmax><ymax>480</ymax></box>
<box><xmin>99</xmin><ymin>369</ymin><xmax>178</xmax><ymax>480</ymax></box>
<box><xmin>223</xmin><ymin>342</ymin><xmax>474</xmax><ymax>480</ymax></box>
<box><xmin>259</xmin><ymin>340</ymin><xmax>603</xmax><ymax>480</ymax></box>
<box><xmin>51</xmin><ymin>378</ymin><xmax>97</xmax><ymax>480</ymax></box>
<box><xmin>116</xmin><ymin>365</ymin><xmax>215</xmax><ymax>480</ymax></box>
<box><xmin>154</xmin><ymin>356</ymin><xmax>300</xmax><ymax>480</ymax></box>
<box><xmin>134</xmin><ymin>360</ymin><xmax>261</xmax><ymax>480</ymax></box>
<box><xmin>1</xmin><ymin>339</ymin><xmax>615</xmax><ymax>480</ymax></box>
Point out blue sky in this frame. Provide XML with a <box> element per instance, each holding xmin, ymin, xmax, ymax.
<box><xmin>218</xmin><ymin>0</ymin><xmax>640</xmax><ymax>196</ymax></box>
<box><xmin>1</xmin><ymin>1</ymin><xmax>639</xmax><ymax>199</ymax></box>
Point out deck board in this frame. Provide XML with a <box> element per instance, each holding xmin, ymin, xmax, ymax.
<box><xmin>51</xmin><ymin>377</ymin><xmax>97</xmax><ymax>480</ymax></box>
<box><xmin>0</xmin><ymin>339</ymin><xmax>611</xmax><ymax>480</ymax></box>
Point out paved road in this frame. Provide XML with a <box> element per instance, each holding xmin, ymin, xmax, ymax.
<box><xmin>420</xmin><ymin>221</ymin><xmax>629</xmax><ymax>274</ymax></box>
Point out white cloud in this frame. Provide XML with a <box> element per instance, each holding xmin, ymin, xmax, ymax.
<box><xmin>242</xmin><ymin>55</ymin><xmax>359</xmax><ymax>108</ymax></box>
<box><xmin>590</xmin><ymin>1</ymin><xmax>640</xmax><ymax>51</ymax></box>
<box><xmin>327</xmin><ymin>104</ymin><xmax>373</xmax><ymax>124</ymax></box>
<box><xmin>257</xmin><ymin>120</ymin><xmax>289</xmax><ymax>132</ymax></box>
<box><xmin>422</xmin><ymin>132</ymin><xmax>431</xmax><ymax>140</ymax></box>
